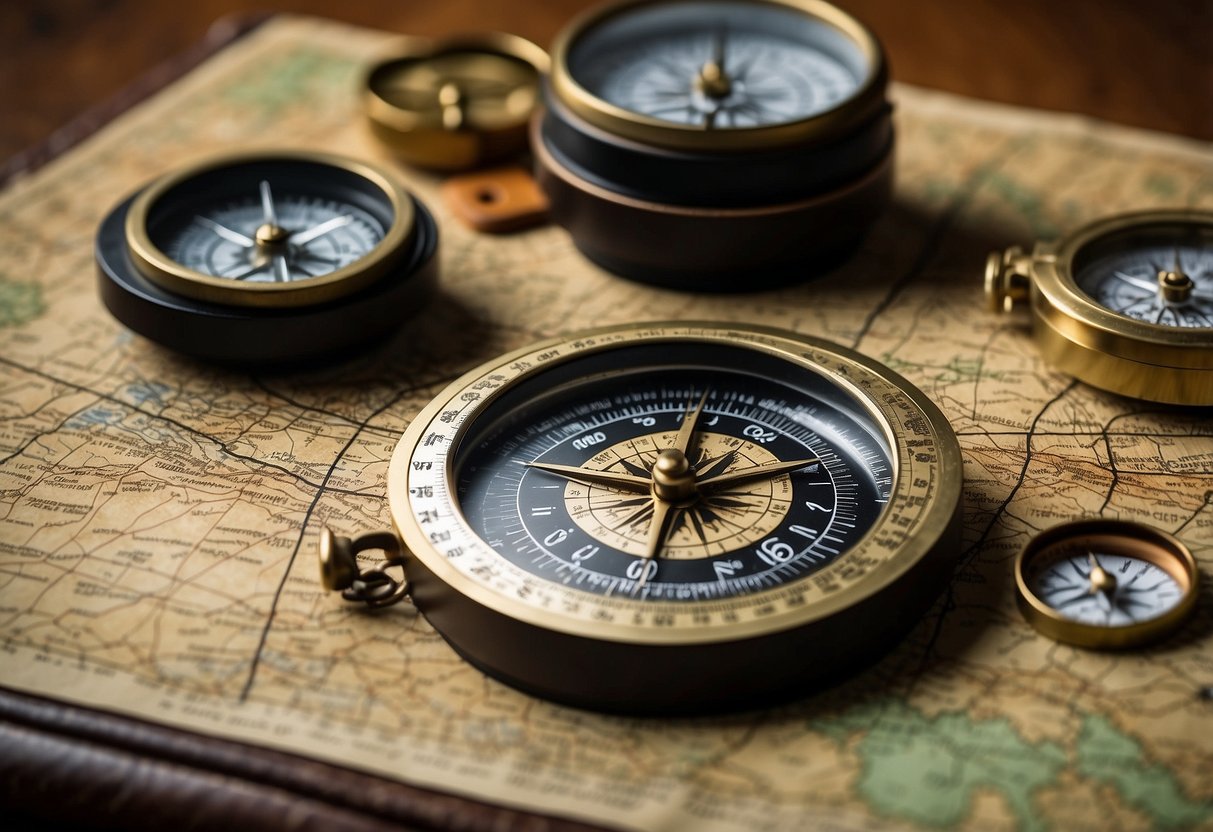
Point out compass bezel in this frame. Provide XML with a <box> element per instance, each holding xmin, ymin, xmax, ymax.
<box><xmin>387</xmin><ymin>323</ymin><xmax>960</xmax><ymax>646</ymax></box>
<box><xmin>124</xmin><ymin>150</ymin><xmax>417</xmax><ymax>308</ymax></box>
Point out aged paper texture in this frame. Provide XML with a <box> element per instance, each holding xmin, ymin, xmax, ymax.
<box><xmin>1</xmin><ymin>17</ymin><xmax>1211</xmax><ymax>832</ymax></box>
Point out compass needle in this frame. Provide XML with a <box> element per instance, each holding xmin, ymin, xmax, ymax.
<box><xmin>672</xmin><ymin>389</ymin><xmax>710</xmax><ymax>458</ymax></box>
<box><xmin>645</xmin><ymin>500</ymin><xmax>676</xmax><ymax>560</ymax></box>
<box><xmin>290</xmin><ymin>214</ymin><xmax>354</xmax><ymax>246</ymax></box>
<box><xmin>526</xmin><ymin>461</ymin><xmax>651</xmax><ymax>493</ymax></box>
<box><xmin>272</xmin><ymin>255</ymin><xmax>291</xmax><ymax>283</ymax></box>
<box><xmin>259</xmin><ymin>180</ymin><xmax>279</xmax><ymax>228</ymax></box>
<box><xmin>194</xmin><ymin>215</ymin><xmax>254</xmax><ymax>247</ymax></box>
<box><xmin>698</xmin><ymin>458</ymin><xmax>821</xmax><ymax>491</ymax></box>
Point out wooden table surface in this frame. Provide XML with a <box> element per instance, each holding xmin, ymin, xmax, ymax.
<box><xmin>2</xmin><ymin>0</ymin><xmax>1211</xmax><ymax>169</ymax></box>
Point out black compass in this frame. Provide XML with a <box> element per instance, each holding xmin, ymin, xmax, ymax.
<box><xmin>95</xmin><ymin>150</ymin><xmax>438</xmax><ymax>364</ymax></box>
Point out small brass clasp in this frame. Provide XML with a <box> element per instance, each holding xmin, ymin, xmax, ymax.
<box><xmin>318</xmin><ymin>527</ymin><xmax>410</xmax><ymax>608</ymax></box>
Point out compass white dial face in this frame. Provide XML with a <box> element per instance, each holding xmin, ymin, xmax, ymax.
<box><xmin>1026</xmin><ymin>551</ymin><xmax>1185</xmax><ymax>627</ymax></box>
<box><xmin>1076</xmin><ymin>242</ymin><xmax>1213</xmax><ymax>328</ymax></box>
<box><xmin>566</xmin><ymin>1</ymin><xmax>868</xmax><ymax>128</ymax></box>
<box><xmin>159</xmin><ymin>191</ymin><xmax>385</xmax><ymax>284</ymax></box>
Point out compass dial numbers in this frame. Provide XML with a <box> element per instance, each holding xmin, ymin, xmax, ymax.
<box><xmin>162</xmin><ymin>195</ymin><xmax>385</xmax><ymax>284</ymax></box>
<box><xmin>1075</xmin><ymin>242</ymin><xmax>1213</xmax><ymax>328</ymax></box>
<box><xmin>458</xmin><ymin>372</ymin><xmax>887</xmax><ymax>603</ymax></box>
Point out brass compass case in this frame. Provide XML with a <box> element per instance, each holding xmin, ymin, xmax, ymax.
<box><xmin>324</xmin><ymin>323</ymin><xmax>963</xmax><ymax>712</ymax></box>
<box><xmin>363</xmin><ymin>33</ymin><xmax>549</xmax><ymax>170</ymax></box>
<box><xmin>987</xmin><ymin>209</ymin><xmax>1213</xmax><ymax>404</ymax></box>
<box><xmin>535</xmin><ymin>0</ymin><xmax>894</xmax><ymax>289</ymax></box>
<box><xmin>126</xmin><ymin>151</ymin><xmax>418</xmax><ymax>307</ymax></box>
<box><xmin>1015</xmin><ymin>520</ymin><xmax>1199</xmax><ymax>649</ymax></box>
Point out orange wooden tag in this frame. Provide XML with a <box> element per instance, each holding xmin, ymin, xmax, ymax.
<box><xmin>441</xmin><ymin>166</ymin><xmax>550</xmax><ymax>233</ymax></box>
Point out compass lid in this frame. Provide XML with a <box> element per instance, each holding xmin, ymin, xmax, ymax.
<box><xmin>364</xmin><ymin>33</ymin><xmax>549</xmax><ymax>171</ymax></box>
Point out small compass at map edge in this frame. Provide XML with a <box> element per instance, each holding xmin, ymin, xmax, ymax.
<box><xmin>1016</xmin><ymin>519</ymin><xmax>1199</xmax><ymax>649</ymax></box>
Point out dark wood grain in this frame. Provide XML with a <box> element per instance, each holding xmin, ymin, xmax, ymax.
<box><xmin>1</xmin><ymin>0</ymin><xmax>1211</xmax><ymax>167</ymax></box>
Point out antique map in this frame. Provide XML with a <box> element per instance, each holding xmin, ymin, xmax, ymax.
<box><xmin>1</xmin><ymin>16</ymin><xmax>1211</xmax><ymax>832</ymax></box>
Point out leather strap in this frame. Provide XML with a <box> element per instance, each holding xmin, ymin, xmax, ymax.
<box><xmin>0</xmin><ymin>686</ymin><xmax>607</xmax><ymax>831</ymax></box>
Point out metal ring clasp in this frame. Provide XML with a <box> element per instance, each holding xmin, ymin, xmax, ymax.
<box><xmin>318</xmin><ymin>527</ymin><xmax>411</xmax><ymax>608</ymax></box>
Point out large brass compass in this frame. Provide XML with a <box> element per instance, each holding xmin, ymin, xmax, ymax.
<box><xmin>319</xmin><ymin>323</ymin><xmax>962</xmax><ymax>712</ymax></box>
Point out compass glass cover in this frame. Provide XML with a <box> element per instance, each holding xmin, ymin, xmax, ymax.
<box><xmin>145</xmin><ymin>160</ymin><xmax>393</xmax><ymax>285</ymax></box>
<box><xmin>455</xmin><ymin>342</ymin><xmax>893</xmax><ymax>602</ymax></box>
<box><xmin>1024</xmin><ymin>547</ymin><xmax>1186</xmax><ymax>627</ymax></box>
<box><xmin>566</xmin><ymin>0</ymin><xmax>869</xmax><ymax>128</ymax></box>
<box><xmin>1073</xmin><ymin>224</ymin><xmax>1213</xmax><ymax>328</ymax></box>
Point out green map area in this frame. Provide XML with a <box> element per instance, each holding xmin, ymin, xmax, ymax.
<box><xmin>819</xmin><ymin>702</ymin><xmax>1209</xmax><ymax>830</ymax></box>
<box><xmin>0</xmin><ymin>276</ymin><xmax>42</xmax><ymax>328</ymax></box>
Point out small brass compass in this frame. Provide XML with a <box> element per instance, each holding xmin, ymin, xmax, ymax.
<box><xmin>364</xmin><ymin>33</ymin><xmax>548</xmax><ymax>170</ymax></box>
<box><xmin>987</xmin><ymin>209</ymin><xmax>1213</xmax><ymax>404</ymax></box>
<box><xmin>1016</xmin><ymin>519</ymin><xmax>1199</xmax><ymax>649</ymax></box>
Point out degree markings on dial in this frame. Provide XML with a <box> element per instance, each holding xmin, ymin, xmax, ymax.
<box><xmin>454</xmin><ymin>374</ymin><xmax>894</xmax><ymax>601</ymax></box>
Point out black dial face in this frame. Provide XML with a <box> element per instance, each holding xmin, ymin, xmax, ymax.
<box><xmin>1074</xmin><ymin>224</ymin><xmax>1213</xmax><ymax>328</ymax></box>
<box><xmin>144</xmin><ymin>158</ymin><xmax>397</xmax><ymax>285</ymax></box>
<box><xmin>455</xmin><ymin>344</ymin><xmax>893</xmax><ymax>602</ymax></box>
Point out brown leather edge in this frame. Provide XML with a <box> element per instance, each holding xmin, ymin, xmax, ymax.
<box><xmin>0</xmin><ymin>13</ymin><xmax>272</xmax><ymax>189</ymax></box>
<box><xmin>0</xmin><ymin>685</ymin><xmax>612</xmax><ymax>831</ymax></box>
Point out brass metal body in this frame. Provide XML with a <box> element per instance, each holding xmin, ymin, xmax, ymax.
<box><xmin>125</xmin><ymin>150</ymin><xmax>416</xmax><ymax>308</ymax></box>
<box><xmin>364</xmin><ymin>33</ymin><xmax>549</xmax><ymax>170</ymax></box>
<box><xmin>1015</xmin><ymin>519</ymin><xmax>1199</xmax><ymax>649</ymax></box>
<box><xmin>320</xmin><ymin>322</ymin><xmax>963</xmax><ymax>712</ymax></box>
<box><xmin>547</xmin><ymin>0</ymin><xmax>888</xmax><ymax>153</ymax></box>
<box><xmin>986</xmin><ymin>209</ymin><xmax>1213</xmax><ymax>404</ymax></box>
